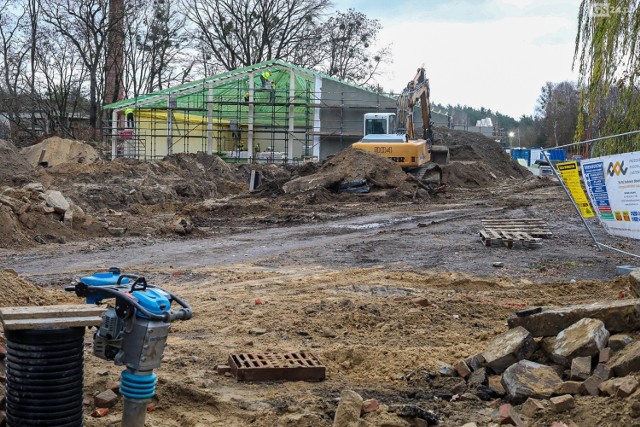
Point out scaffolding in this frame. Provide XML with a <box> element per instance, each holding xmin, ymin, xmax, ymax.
<box><xmin>103</xmin><ymin>60</ymin><xmax>450</xmax><ymax>163</ymax></box>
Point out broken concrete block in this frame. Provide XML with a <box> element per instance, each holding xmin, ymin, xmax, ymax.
<box><xmin>507</xmin><ymin>300</ymin><xmax>640</xmax><ymax>336</ymax></box>
<box><xmin>593</xmin><ymin>363</ymin><xmax>612</xmax><ymax>380</ymax></box>
<box><xmin>550</xmin><ymin>394</ymin><xmax>575</xmax><ymax>412</ymax></box>
<box><xmin>608</xmin><ymin>333</ymin><xmax>633</xmax><ymax>351</ymax></box>
<box><xmin>468</xmin><ymin>367</ymin><xmax>487</xmax><ymax>387</ymax></box>
<box><xmin>551</xmin><ymin>318</ymin><xmax>609</xmax><ymax>366</ymax></box>
<box><xmin>333</xmin><ymin>390</ymin><xmax>363</xmax><ymax>427</ymax></box>
<box><xmin>501</xmin><ymin>360</ymin><xmax>563</xmax><ymax>403</ymax></box>
<box><xmin>94</xmin><ymin>389</ymin><xmax>118</xmax><ymax>408</ymax></box>
<box><xmin>570</xmin><ymin>356</ymin><xmax>592</xmax><ymax>381</ymax></box>
<box><xmin>481</xmin><ymin>326</ymin><xmax>537</xmax><ymax>374</ymax></box>
<box><xmin>454</xmin><ymin>359</ymin><xmax>472</xmax><ymax>379</ymax></box>
<box><xmin>609</xmin><ymin>340</ymin><xmax>640</xmax><ymax>377</ymax></box>
<box><xmin>617</xmin><ymin>376</ymin><xmax>639</xmax><ymax>397</ymax></box>
<box><xmin>580</xmin><ymin>375</ymin><xmax>603</xmax><ymax>396</ymax></box>
<box><xmin>599</xmin><ymin>376</ymin><xmax>639</xmax><ymax>397</ymax></box>
<box><xmin>554</xmin><ymin>381</ymin><xmax>583</xmax><ymax>396</ymax></box>
<box><xmin>43</xmin><ymin>190</ymin><xmax>70</xmax><ymax>213</ymax></box>
<box><xmin>520</xmin><ymin>397</ymin><xmax>546</xmax><ymax>417</ymax></box>
<box><xmin>466</xmin><ymin>353</ymin><xmax>485</xmax><ymax>371</ymax></box>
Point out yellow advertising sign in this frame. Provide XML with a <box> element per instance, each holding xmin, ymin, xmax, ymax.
<box><xmin>557</xmin><ymin>161</ymin><xmax>595</xmax><ymax>218</ymax></box>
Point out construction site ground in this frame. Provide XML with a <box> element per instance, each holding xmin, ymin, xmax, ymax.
<box><xmin>1</xmin><ymin>131</ymin><xmax>639</xmax><ymax>426</ymax></box>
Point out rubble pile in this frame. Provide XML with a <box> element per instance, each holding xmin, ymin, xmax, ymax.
<box><xmin>442</xmin><ymin>296</ymin><xmax>640</xmax><ymax>425</ymax></box>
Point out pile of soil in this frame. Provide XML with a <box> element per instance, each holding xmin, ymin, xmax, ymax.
<box><xmin>0</xmin><ymin>269</ymin><xmax>53</xmax><ymax>307</ymax></box>
<box><xmin>282</xmin><ymin>147</ymin><xmax>414</xmax><ymax>194</ymax></box>
<box><xmin>21</xmin><ymin>137</ymin><xmax>102</xmax><ymax>168</ymax></box>
<box><xmin>40</xmin><ymin>153</ymin><xmax>247</xmax><ymax>211</ymax></box>
<box><xmin>0</xmin><ymin>139</ymin><xmax>34</xmax><ymax>186</ymax></box>
<box><xmin>435</xmin><ymin>128</ymin><xmax>530</xmax><ymax>187</ymax></box>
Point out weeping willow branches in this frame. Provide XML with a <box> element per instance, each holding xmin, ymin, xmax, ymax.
<box><xmin>574</xmin><ymin>0</ymin><xmax>640</xmax><ymax>143</ymax></box>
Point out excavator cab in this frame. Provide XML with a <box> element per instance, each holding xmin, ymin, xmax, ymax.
<box><xmin>364</xmin><ymin>113</ymin><xmax>396</xmax><ymax>136</ymax></box>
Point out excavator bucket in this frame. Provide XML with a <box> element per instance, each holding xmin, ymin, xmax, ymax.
<box><xmin>430</xmin><ymin>145</ymin><xmax>450</xmax><ymax>165</ymax></box>
<box><xmin>412</xmin><ymin>162</ymin><xmax>442</xmax><ymax>184</ymax></box>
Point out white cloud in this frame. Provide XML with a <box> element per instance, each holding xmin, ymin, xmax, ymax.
<box><xmin>341</xmin><ymin>0</ymin><xmax>582</xmax><ymax>118</ymax></box>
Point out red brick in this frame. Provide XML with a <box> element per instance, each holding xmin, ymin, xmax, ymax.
<box><xmin>499</xmin><ymin>404</ymin><xmax>524</xmax><ymax>426</ymax></box>
<box><xmin>361</xmin><ymin>398</ymin><xmax>379</xmax><ymax>413</ymax></box>
<box><xmin>599</xmin><ymin>348</ymin><xmax>613</xmax><ymax>364</ymax></box>
<box><xmin>94</xmin><ymin>389</ymin><xmax>118</xmax><ymax>408</ymax></box>
<box><xmin>455</xmin><ymin>359</ymin><xmax>472</xmax><ymax>379</ymax></box>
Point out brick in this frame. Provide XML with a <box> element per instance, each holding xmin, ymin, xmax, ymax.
<box><xmin>94</xmin><ymin>389</ymin><xmax>118</xmax><ymax>408</ymax></box>
<box><xmin>499</xmin><ymin>403</ymin><xmax>524</xmax><ymax>426</ymax></box>
<box><xmin>361</xmin><ymin>398</ymin><xmax>379</xmax><ymax>413</ymax></box>
<box><xmin>570</xmin><ymin>356</ymin><xmax>592</xmax><ymax>381</ymax></box>
<box><xmin>617</xmin><ymin>376</ymin><xmax>639</xmax><ymax>397</ymax></box>
<box><xmin>600</xmin><ymin>376</ymin><xmax>640</xmax><ymax>397</ymax></box>
<box><xmin>455</xmin><ymin>359</ymin><xmax>472</xmax><ymax>379</ymax></box>
<box><xmin>580</xmin><ymin>375</ymin><xmax>602</xmax><ymax>396</ymax></box>
<box><xmin>216</xmin><ymin>364</ymin><xmax>231</xmax><ymax>375</ymax></box>
<box><xmin>599</xmin><ymin>348</ymin><xmax>613</xmax><ymax>364</ymax></box>
<box><xmin>550</xmin><ymin>394</ymin><xmax>575</xmax><ymax>412</ymax></box>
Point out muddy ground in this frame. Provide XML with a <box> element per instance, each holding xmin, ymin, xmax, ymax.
<box><xmin>1</xmin><ymin>132</ymin><xmax>640</xmax><ymax>426</ymax></box>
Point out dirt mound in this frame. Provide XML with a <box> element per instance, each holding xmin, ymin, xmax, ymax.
<box><xmin>0</xmin><ymin>269</ymin><xmax>53</xmax><ymax>307</ymax></box>
<box><xmin>0</xmin><ymin>139</ymin><xmax>34</xmax><ymax>185</ymax></box>
<box><xmin>283</xmin><ymin>147</ymin><xmax>414</xmax><ymax>194</ymax></box>
<box><xmin>434</xmin><ymin>127</ymin><xmax>530</xmax><ymax>180</ymax></box>
<box><xmin>42</xmin><ymin>153</ymin><xmax>246</xmax><ymax>211</ymax></box>
<box><xmin>21</xmin><ymin>137</ymin><xmax>102</xmax><ymax>168</ymax></box>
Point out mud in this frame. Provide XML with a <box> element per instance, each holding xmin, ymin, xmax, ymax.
<box><xmin>0</xmin><ymin>130</ymin><xmax>639</xmax><ymax>426</ymax></box>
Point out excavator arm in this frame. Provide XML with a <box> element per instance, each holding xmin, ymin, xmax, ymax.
<box><xmin>396</xmin><ymin>67</ymin><xmax>433</xmax><ymax>144</ymax></box>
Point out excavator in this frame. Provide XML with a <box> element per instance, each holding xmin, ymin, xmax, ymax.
<box><xmin>352</xmin><ymin>67</ymin><xmax>449</xmax><ymax>183</ymax></box>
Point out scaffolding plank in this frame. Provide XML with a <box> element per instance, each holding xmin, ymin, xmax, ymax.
<box><xmin>228</xmin><ymin>352</ymin><xmax>326</xmax><ymax>382</ymax></box>
<box><xmin>0</xmin><ymin>305</ymin><xmax>105</xmax><ymax>330</ymax></box>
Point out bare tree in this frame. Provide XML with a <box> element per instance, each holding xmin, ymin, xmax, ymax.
<box><xmin>124</xmin><ymin>0</ymin><xmax>192</xmax><ymax>97</ymax></box>
<box><xmin>536</xmin><ymin>81</ymin><xmax>579</xmax><ymax>147</ymax></box>
<box><xmin>42</xmin><ymin>0</ymin><xmax>115</xmax><ymax>138</ymax></box>
<box><xmin>184</xmin><ymin>0</ymin><xmax>330</xmax><ymax>71</ymax></box>
<box><xmin>323</xmin><ymin>9</ymin><xmax>388</xmax><ymax>85</ymax></box>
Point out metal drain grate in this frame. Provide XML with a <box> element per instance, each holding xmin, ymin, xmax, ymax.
<box><xmin>228</xmin><ymin>352</ymin><xmax>326</xmax><ymax>382</ymax></box>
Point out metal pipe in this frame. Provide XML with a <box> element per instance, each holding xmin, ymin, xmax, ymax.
<box><xmin>122</xmin><ymin>397</ymin><xmax>150</xmax><ymax>427</ymax></box>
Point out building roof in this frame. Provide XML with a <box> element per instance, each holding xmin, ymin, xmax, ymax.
<box><xmin>104</xmin><ymin>59</ymin><xmax>394</xmax><ymax>111</ymax></box>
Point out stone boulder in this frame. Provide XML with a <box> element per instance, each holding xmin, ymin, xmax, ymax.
<box><xmin>501</xmin><ymin>360</ymin><xmax>563</xmax><ymax>403</ymax></box>
<box><xmin>551</xmin><ymin>318</ymin><xmax>609</xmax><ymax>366</ymax></box>
<box><xmin>333</xmin><ymin>390</ymin><xmax>363</xmax><ymax>427</ymax></box>
<box><xmin>481</xmin><ymin>326</ymin><xmax>537</xmax><ymax>374</ymax></box>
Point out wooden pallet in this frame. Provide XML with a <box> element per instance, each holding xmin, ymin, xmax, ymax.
<box><xmin>480</xmin><ymin>218</ymin><xmax>550</xmax><ymax>249</ymax></box>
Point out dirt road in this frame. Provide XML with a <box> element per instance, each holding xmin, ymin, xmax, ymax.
<box><xmin>2</xmin><ymin>179</ymin><xmax>639</xmax><ymax>426</ymax></box>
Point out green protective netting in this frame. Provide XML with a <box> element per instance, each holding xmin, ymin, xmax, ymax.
<box><xmin>106</xmin><ymin>61</ymin><xmax>317</xmax><ymax>127</ymax></box>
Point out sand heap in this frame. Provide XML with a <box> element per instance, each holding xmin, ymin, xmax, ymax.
<box><xmin>0</xmin><ymin>139</ymin><xmax>34</xmax><ymax>185</ymax></box>
<box><xmin>21</xmin><ymin>137</ymin><xmax>102</xmax><ymax>168</ymax></box>
<box><xmin>0</xmin><ymin>269</ymin><xmax>53</xmax><ymax>307</ymax></box>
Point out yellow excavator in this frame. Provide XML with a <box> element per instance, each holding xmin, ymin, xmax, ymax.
<box><xmin>352</xmin><ymin>67</ymin><xmax>449</xmax><ymax>183</ymax></box>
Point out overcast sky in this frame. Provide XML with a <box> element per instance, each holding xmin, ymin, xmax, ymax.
<box><xmin>332</xmin><ymin>0</ymin><xmax>581</xmax><ymax>119</ymax></box>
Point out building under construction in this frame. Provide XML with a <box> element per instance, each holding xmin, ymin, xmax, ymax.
<box><xmin>103</xmin><ymin>60</ymin><xmax>449</xmax><ymax>163</ymax></box>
